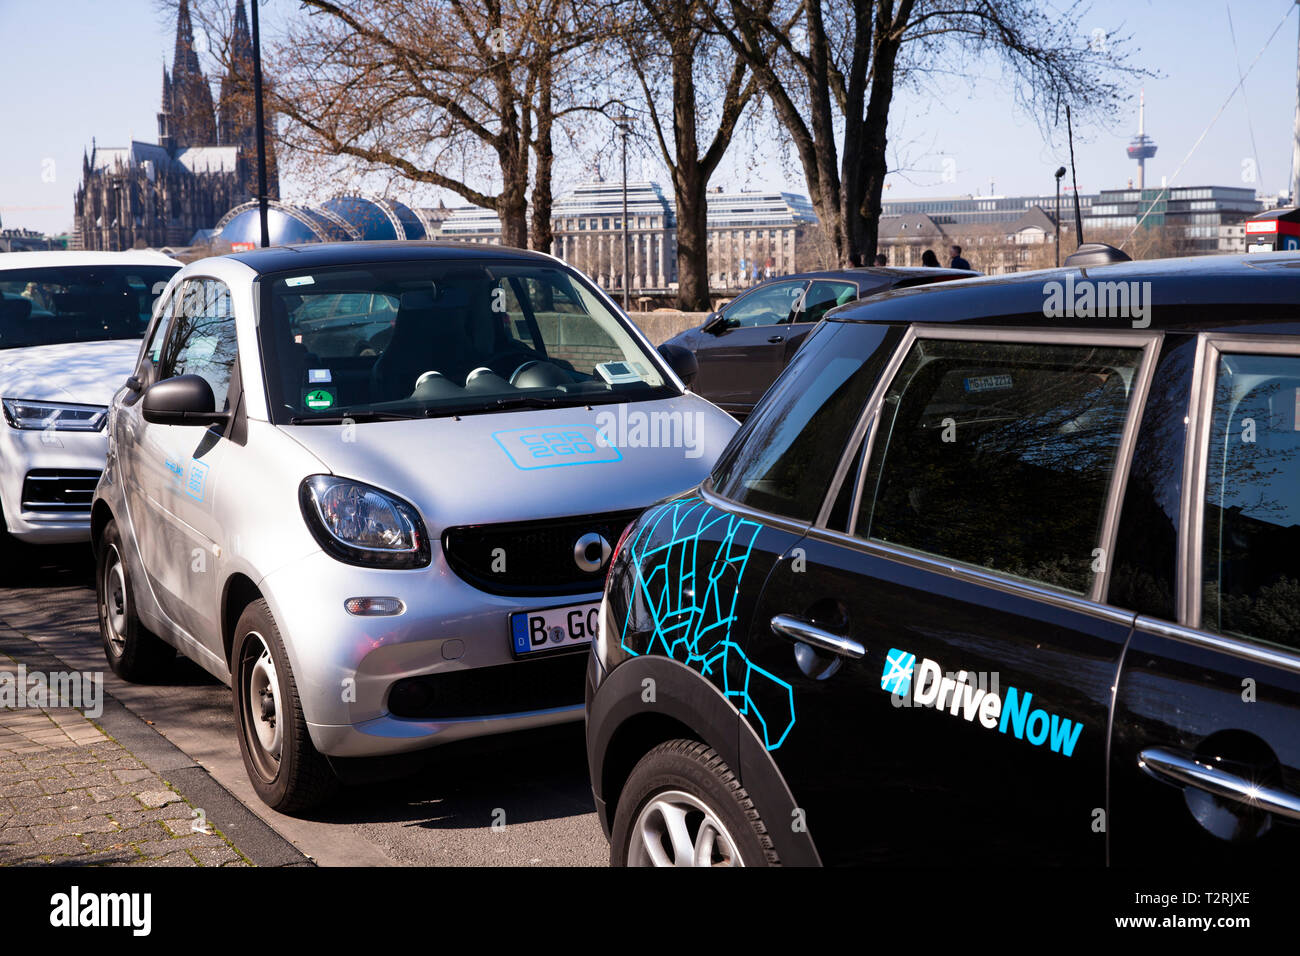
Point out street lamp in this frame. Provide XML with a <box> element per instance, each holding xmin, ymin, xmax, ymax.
<box><xmin>615</xmin><ymin>115</ymin><xmax>632</xmax><ymax>310</ymax></box>
<box><xmin>251</xmin><ymin>0</ymin><xmax>270</xmax><ymax>249</ymax></box>
<box><xmin>1054</xmin><ymin>166</ymin><xmax>1067</xmax><ymax>267</ymax></box>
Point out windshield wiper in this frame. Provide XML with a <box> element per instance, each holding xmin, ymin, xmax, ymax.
<box><xmin>289</xmin><ymin>409</ymin><xmax>420</xmax><ymax>424</ymax></box>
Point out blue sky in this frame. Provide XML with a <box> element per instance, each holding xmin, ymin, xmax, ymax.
<box><xmin>2</xmin><ymin>0</ymin><xmax>1299</xmax><ymax>234</ymax></box>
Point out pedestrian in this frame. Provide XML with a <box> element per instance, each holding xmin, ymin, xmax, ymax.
<box><xmin>949</xmin><ymin>244</ymin><xmax>972</xmax><ymax>270</ymax></box>
<box><xmin>848</xmin><ymin>252</ymin><xmax>863</xmax><ymax>267</ymax></box>
<box><xmin>921</xmin><ymin>249</ymin><xmax>940</xmax><ymax>267</ymax></box>
<box><xmin>874</xmin><ymin>253</ymin><xmax>887</xmax><ymax>266</ymax></box>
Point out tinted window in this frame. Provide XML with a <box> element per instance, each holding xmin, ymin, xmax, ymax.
<box><xmin>0</xmin><ymin>265</ymin><xmax>177</xmax><ymax>350</ymax></box>
<box><xmin>160</xmin><ymin>279</ymin><xmax>239</xmax><ymax>412</ymax></box>
<box><xmin>711</xmin><ymin>321</ymin><xmax>900</xmax><ymax>521</ymax></box>
<box><xmin>1201</xmin><ymin>352</ymin><xmax>1300</xmax><ymax>652</ymax></box>
<box><xmin>856</xmin><ymin>338</ymin><xmax>1144</xmax><ymax>594</ymax></box>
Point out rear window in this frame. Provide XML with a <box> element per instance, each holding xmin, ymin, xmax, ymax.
<box><xmin>1201</xmin><ymin>351</ymin><xmax>1300</xmax><ymax>652</ymax></box>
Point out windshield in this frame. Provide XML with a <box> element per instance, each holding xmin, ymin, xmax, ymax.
<box><xmin>0</xmin><ymin>265</ymin><xmax>178</xmax><ymax>350</ymax></box>
<box><xmin>258</xmin><ymin>259</ymin><xmax>675</xmax><ymax>422</ymax></box>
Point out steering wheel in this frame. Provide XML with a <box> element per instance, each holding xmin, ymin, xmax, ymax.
<box><xmin>475</xmin><ymin>349</ymin><xmax>541</xmax><ymax>382</ymax></box>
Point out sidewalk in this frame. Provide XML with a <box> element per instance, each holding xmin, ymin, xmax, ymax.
<box><xmin>0</xmin><ymin>628</ymin><xmax>309</xmax><ymax>867</ymax></box>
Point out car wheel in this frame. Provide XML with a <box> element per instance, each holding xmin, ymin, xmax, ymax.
<box><xmin>96</xmin><ymin>519</ymin><xmax>175</xmax><ymax>681</ymax></box>
<box><xmin>611</xmin><ymin>738</ymin><xmax>779</xmax><ymax>867</ymax></box>
<box><xmin>232</xmin><ymin>599</ymin><xmax>336</xmax><ymax>813</ymax></box>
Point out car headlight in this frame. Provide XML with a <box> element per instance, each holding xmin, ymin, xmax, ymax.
<box><xmin>299</xmin><ymin>475</ymin><xmax>431</xmax><ymax>569</ymax></box>
<box><xmin>1</xmin><ymin>398</ymin><xmax>108</xmax><ymax>432</ymax></box>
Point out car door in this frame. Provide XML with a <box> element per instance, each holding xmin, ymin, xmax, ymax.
<box><xmin>1110</xmin><ymin>334</ymin><xmax>1300</xmax><ymax>865</ymax></box>
<box><xmin>740</xmin><ymin>327</ymin><xmax>1160</xmax><ymax>866</ymax></box>
<box><xmin>693</xmin><ymin>279</ymin><xmax>808</xmax><ymax>415</ymax></box>
<box><xmin>131</xmin><ymin>277</ymin><xmax>238</xmax><ymax>649</ymax></box>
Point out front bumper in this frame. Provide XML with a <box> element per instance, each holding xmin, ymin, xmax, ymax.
<box><xmin>0</xmin><ymin>424</ymin><xmax>106</xmax><ymax>543</ymax></box>
<box><xmin>258</xmin><ymin>549</ymin><xmax>596</xmax><ymax>757</ymax></box>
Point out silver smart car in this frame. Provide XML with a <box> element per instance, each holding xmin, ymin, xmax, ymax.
<box><xmin>92</xmin><ymin>242</ymin><xmax>736</xmax><ymax>812</ymax></box>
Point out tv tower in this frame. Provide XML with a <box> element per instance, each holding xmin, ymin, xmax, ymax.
<box><xmin>1126</xmin><ymin>90</ymin><xmax>1158</xmax><ymax>191</ymax></box>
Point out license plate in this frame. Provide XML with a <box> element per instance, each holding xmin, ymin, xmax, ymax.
<box><xmin>510</xmin><ymin>602</ymin><xmax>601</xmax><ymax>656</ymax></box>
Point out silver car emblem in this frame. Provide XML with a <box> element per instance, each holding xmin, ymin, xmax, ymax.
<box><xmin>574</xmin><ymin>532</ymin><xmax>612</xmax><ymax>573</ymax></box>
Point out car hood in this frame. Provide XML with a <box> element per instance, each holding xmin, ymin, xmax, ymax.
<box><xmin>278</xmin><ymin>394</ymin><xmax>738</xmax><ymax>532</ymax></box>
<box><xmin>0</xmin><ymin>339</ymin><xmax>141</xmax><ymax>405</ymax></box>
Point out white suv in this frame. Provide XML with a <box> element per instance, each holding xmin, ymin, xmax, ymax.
<box><xmin>0</xmin><ymin>251</ymin><xmax>180</xmax><ymax>558</ymax></box>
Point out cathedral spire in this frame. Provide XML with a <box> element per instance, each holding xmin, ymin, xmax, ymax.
<box><xmin>167</xmin><ymin>0</ymin><xmax>217</xmax><ymax>146</ymax></box>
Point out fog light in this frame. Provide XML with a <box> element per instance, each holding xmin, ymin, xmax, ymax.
<box><xmin>344</xmin><ymin>596</ymin><xmax>405</xmax><ymax>616</ymax></box>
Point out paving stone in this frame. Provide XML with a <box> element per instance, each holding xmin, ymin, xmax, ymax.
<box><xmin>137</xmin><ymin>789</ymin><xmax>181</xmax><ymax>809</ymax></box>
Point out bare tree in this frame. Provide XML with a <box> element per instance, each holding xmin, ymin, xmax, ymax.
<box><xmin>269</xmin><ymin>0</ymin><xmax>619</xmax><ymax>250</ymax></box>
<box><xmin>709</xmin><ymin>0</ymin><xmax>1145</xmax><ymax>265</ymax></box>
<box><xmin>621</xmin><ymin>0</ymin><xmax>766</xmax><ymax>309</ymax></box>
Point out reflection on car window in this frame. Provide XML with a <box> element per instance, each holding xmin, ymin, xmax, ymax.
<box><xmin>160</xmin><ymin>279</ymin><xmax>239</xmax><ymax>412</ymax></box>
<box><xmin>710</xmin><ymin>321</ymin><xmax>898</xmax><ymax>521</ymax></box>
<box><xmin>261</xmin><ymin>261</ymin><xmax>670</xmax><ymax>421</ymax></box>
<box><xmin>857</xmin><ymin>339</ymin><xmax>1143</xmax><ymax>594</ymax></box>
<box><xmin>722</xmin><ymin>281</ymin><xmax>807</xmax><ymax>328</ymax></box>
<box><xmin>1202</xmin><ymin>353</ymin><xmax>1300</xmax><ymax>653</ymax></box>
<box><xmin>0</xmin><ymin>266</ymin><xmax>177</xmax><ymax>350</ymax></box>
<box><xmin>798</xmin><ymin>280</ymin><xmax>857</xmax><ymax>324</ymax></box>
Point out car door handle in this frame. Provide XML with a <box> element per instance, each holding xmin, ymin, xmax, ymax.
<box><xmin>1139</xmin><ymin>747</ymin><xmax>1300</xmax><ymax>821</ymax></box>
<box><xmin>767</xmin><ymin>335</ymin><xmax>785</xmax><ymax>343</ymax></box>
<box><xmin>770</xmin><ymin>614</ymin><xmax>865</xmax><ymax>659</ymax></box>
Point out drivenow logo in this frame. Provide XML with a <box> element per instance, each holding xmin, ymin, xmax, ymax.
<box><xmin>49</xmin><ymin>886</ymin><xmax>151</xmax><ymax>936</ymax></box>
<box><xmin>880</xmin><ymin>648</ymin><xmax>1083</xmax><ymax>758</ymax></box>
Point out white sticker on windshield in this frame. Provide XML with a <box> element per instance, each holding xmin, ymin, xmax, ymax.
<box><xmin>596</xmin><ymin>361</ymin><xmax>643</xmax><ymax>385</ymax></box>
<box><xmin>285</xmin><ymin>275</ymin><xmax>315</xmax><ymax>287</ymax></box>
<box><xmin>308</xmin><ymin>368</ymin><xmax>332</xmax><ymax>384</ymax></box>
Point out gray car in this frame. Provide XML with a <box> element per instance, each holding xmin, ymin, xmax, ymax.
<box><xmin>92</xmin><ymin>242</ymin><xmax>736</xmax><ymax>812</ymax></box>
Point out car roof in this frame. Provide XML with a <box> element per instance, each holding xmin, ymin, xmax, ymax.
<box><xmin>743</xmin><ymin>266</ymin><xmax>978</xmax><ymax>284</ymax></box>
<box><xmin>0</xmin><ymin>250</ymin><xmax>182</xmax><ymax>270</ymax></box>
<box><xmin>225</xmin><ymin>240</ymin><xmax>559</xmax><ymax>274</ymax></box>
<box><xmin>826</xmin><ymin>252</ymin><xmax>1300</xmax><ymax>334</ymax></box>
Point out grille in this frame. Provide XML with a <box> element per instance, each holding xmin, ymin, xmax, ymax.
<box><xmin>20</xmin><ymin>469</ymin><xmax>100</xmax><ymax>513</ymax></box>
<box><xmin>442</xmin><ymin>509</ymin><xmax>640</xmax><ymax>597</ymax></box>
<box><xmin>387</xmin><ymin>652</ymin><xmax>587</xmax><ymax>719</ymax></box>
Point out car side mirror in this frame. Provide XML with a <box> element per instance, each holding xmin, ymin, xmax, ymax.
<box><xmin>702</xmin><ymin>312</ymin><xmax>728</xmax><ymax>334</ymax></box>
<box><xmin>658</xmin><ymin>343</ymin><xmax>699</xmax><ymax>388</ymax></box>
<box><xmin>142</xmin><ymin>375</ymin><xmax>228</xmax><ymax>426</ymax></box>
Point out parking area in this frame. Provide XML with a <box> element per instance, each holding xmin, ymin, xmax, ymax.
<box><xmin>0</xmin><ymin>544</ymin><xmax>607</xmax><ymax>867</ymax></box>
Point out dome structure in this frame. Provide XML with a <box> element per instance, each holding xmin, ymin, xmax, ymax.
<box><xmin>215</xmin><ymin>195</ymin><xmax>428</xmax><ymax>247</ymax></box>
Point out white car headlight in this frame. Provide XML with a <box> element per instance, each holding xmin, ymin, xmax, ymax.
<box><xmin>1</xmin><ymin>398</ymin><xmax>108</xmax><ymax>432</ymax></box>
<box><xmin>299</xmin><ymin>475</ymin><xmax>431</xmax><ymax>569</ymax></box>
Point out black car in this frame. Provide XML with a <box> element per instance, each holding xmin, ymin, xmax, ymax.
<box><xmin>586</xmin><ymin>253</ymin><xmax>1300</xmax><ymax>866</ymax></box>
<box><xmin>664</xmin><ymin>266</ymin><xmax>976</xmax><ymax>419</ymax></box>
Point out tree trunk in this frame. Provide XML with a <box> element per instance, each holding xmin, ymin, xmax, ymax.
<box><xmin>530</xmin><ymin>53</ymin><xmax>555</xmax><ymax>253</ymax></box>
<box><xmin>675</xmin><ymin>163</ymin><xmax>710</xmax><ymax>310</ymax></box>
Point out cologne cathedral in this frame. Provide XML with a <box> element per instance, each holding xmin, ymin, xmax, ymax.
<box><xmin>73</xmin><ymin>0</ymin><xmax>277</xmax><ymax>251</ymax></box>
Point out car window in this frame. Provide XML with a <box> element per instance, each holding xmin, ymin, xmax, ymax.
<box><xmin>1201</xmin><ymin>351</ymin><xmax>1300</xmax><ymax>653</ymax></box>
<box><xmin>797</xmin><ymin>280</ymin><xmax>858</xmax><ymax>324</ymax></box>
<box><xmin>721</xmin><ymin>280</ymin><xmax>807</xmax><ymax>329</ymax></box>
<box><xmin>0</xmin><ymin>265</ymin><xmax>177</xmax><ymax>350</ymax></box>
<box><xmin>159</xmin><ymin>278</ymin><xmax>239</xmax><ymax>413</ymax></box>
<box><xmin>855</xmin><ymin>338</ymin><xmax>1145</xmax><ymax>595</ymax></box>
<box><xmin>143</xmin><ymin>287</ymin><xmax>177</xmax><ymax>367</ymax></box>
<box><xmin>259</xmin><ymin>260</ymin><xmax>670</xmax><ymax>422</ymax></box>
<box><xmin>710</xmin><ymin>321</ymin><xmax>900</xmax><ymax>521</ymax></box>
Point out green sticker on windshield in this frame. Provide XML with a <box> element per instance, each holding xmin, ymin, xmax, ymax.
<box><xmin>304</xmin><ymin>388</ymin><xmax>335</xmax><ymax>410</ymax></box>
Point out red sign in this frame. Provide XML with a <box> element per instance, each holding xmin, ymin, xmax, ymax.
<box><xmin>1245</xmin><ymin>220</ymin><xmax>1277</xmax><ymax>234</ymax></box>
<box><xmin>230</xmin><ymin>242</ymin><xmax>255</xmax><ymax>252</ymax></box>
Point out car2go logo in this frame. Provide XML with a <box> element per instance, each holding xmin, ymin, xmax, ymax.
<box><xmin>493</xmin><ymin>424</ymin><xmax>622</xmax><ymax>470</ymax></box>
<box><xmin>881</xmin><ymin>648</ymin><xmax>1084</xmax><ymax>758</ymax></box>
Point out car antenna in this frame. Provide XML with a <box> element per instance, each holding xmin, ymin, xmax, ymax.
<box><xmin>1062</xmin><ymin>104</ymin><xmax>1131</xmax><ymax>268</ymax></box>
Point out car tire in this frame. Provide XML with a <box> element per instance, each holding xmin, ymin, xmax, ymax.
<box><xmin>611</xmin><ymin>738</ymin><xmax>780</xmax><ymax>867</ymax></box>
<box><xmin>231</xmin><ymin>599</ymin><xmax>337</xmax><ymax>813</ymax></box>
<box><xmin>96</xmin><ymin>519</ymin><xmax>175</xmax><ymax>681</ymax></box>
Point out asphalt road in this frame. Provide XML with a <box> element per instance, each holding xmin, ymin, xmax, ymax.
<box><xmin>0</xmin><ymin>543</ymin><xmax>608</xmax><ymax>867</ymax></box>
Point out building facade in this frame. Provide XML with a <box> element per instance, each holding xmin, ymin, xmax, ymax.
<box><xmin>1085</xmin><ymin>185</ymin><xmax>1259</xmax><ymax>252</ymax></box>
<box><xmin>73</xmin><ymin>0</ymin><xmax>276</xmax><ymax>251</ymax></box>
